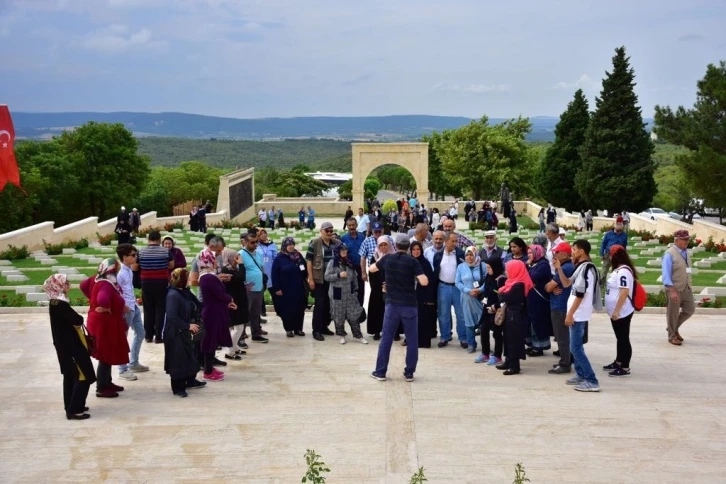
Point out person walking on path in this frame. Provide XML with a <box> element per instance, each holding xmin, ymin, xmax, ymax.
<box><xmin>370</xmin><ymin>234</ymin><xmax>429</xmax><ymax>382</ymax></box>
<box><xmin>324</xmin><ymin>244</ymin><xmax>368</xmax><ymax>345</ymax></box>
<box><xmin>116</xmin><ymin>244</ymin><xmax>148</xmax><ymax>382</ymax></box>
<box><xmin>600</xmin><ymin>217</ymin><xmax>628</xmax><ymax>288</ymax></box>
<box><xmin>661</xmin><ymin>230</ymin><xmax>695</xmax><ymax>346</ymax></box>
<box><xmin>558</xmin><ymin>239</ymin><xmax>602</xmax><ymax>392</ymax></box>
<box><xmin>603</xmin><ymin>245</ymin><xmax>636</xmax><ymax>376</ymax></box>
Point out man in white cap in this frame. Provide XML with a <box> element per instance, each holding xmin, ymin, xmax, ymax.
<box><xmin>478</xmin><ymin>230</ymin><xmax>504</xmax><ymax>264</ymax></box>
<box><xmin>118</xmin><ymin>206</ymin><xmax>129</xmax><ymax>224</ymax></box>
<box><xmin>306</xmin><ymin>221</ymin><xmax>340</xmax><ymax>341</ymax></box>
<box><xmin>662</xmin><ymin>229</ymin><xmax>695</xmax><ymax>346</ymax></box>
<box><xmin>545</xmin><ymin>223</ymin><xmax>564</xmax><ymax>275</ymax></box>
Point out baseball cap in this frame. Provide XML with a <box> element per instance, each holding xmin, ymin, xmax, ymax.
<box><xmin>552</xmin><ymin>242</ymin><xmax>572</xmax><ymax>254</ymax></box>
<box><xmin>320</xmin><ymin>222</ymin><xmax>334</xmax><ymax>230</ymax></box>
<box><xmin>372</xmin><ymin>222</ymin><xmax>384</xmax><ymax>231</ymax></box>
<box><xmin>394</xmin><ymin>233</ymin><xmax>410</xmax><ymax>246</ymax></box>
<box><xmin>484</xmin><ymin>230</ymin><xmax>497</xmax><ymax>237</ymax></box>
<box><xmin>616</xmin><ymin>216</ymin><xmax>624</xmax><ymax>224</ymax></box>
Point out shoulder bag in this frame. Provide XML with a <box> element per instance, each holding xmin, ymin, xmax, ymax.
<box><xmin>81</xmin><ymin>324</ymin><xmax>98</xmax><ymax>358</ymax></box>
<box><xmin>244</xmin><ymin>249</ymin><xmax>268</xmax><ymax>288</ymax></box>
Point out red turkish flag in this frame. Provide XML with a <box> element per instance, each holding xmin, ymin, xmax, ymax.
<box><xmin>0</xmin><ymin>105</ymin><xmax>21</xmax><ymax>192</ymax></box>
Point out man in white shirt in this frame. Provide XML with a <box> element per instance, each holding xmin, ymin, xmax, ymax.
<box><xmin>545</xmin><ymin>223</ymin><xmax>564</xmax><ymax>275</ymax></box>
<box><xmin>424</xmin><ymin>230</ymin><xmax>445</xmax><ymax>267</ymax></box>
<box><xmin>355</xmin><ymin>208</ymin><xmax>370</xmax><ymax>235</ymax></box>
<box><xmin>432</xmin><ymin>233</ymin><xmax>466</xmax><ymax>348</ymax></box>
<box><xmin>116</xmin><ymin>243</ymin><xmax>149</xmax><ymax>381</ymax></box>
<box><xmin>409</xmin><ymin>223</ymin><xmax>432</xmax><ymax>251</ymax></box>
<box><xmin>559</xmin><ymin>239</ymin><xmax>602</xmax><ymax>393</ymax></box>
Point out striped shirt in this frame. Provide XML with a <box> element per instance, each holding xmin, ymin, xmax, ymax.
<box><xmin>138</xmin><ymin>244</ymin><xmax>172</xmax><ymax>281</ymax></box>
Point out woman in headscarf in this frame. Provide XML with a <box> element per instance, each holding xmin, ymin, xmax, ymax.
<box><xmin>80</xmin><ymin>259</ymin><xmax>129</xmax><ymax>398</ymax></box>
<box><xmin>525</xmin><ymin>244</ymin><xmax>553</xmax><ymax>356</ymax></box>
<box><xmin>475</xmin><ymin>255</ymin><xmax>505</xmax><ymax>365</ymax></box>
<box><xmin>220</xmin><ymin>248</ymin><xmax>249</xmax><ymax>360</ymax></box>
<box><xmin>162</xmin><ymin>236</ymin><xmax>187</xmax><ymax>271</ymax></box>
<box><xmin>197</xmin><ymin>249</ymin><xmax>236</xmax><ymax>382</ymax></box>
<box><xmin>503</xmin><ymin>237</ymin><xmax>529</xmax><ymax>265</ymax></box>
<box><xmin>455</xmin><ymin>246</ymin><xmax>485</xmax><ymax>353</ymax></box>
<box><xmin>271</xmin><ymin>237</ymin><xmax>308</xmax><ymax>337</ymax></box>
<box><xmin>366</xmin><ymin>235</ymin><xmax>395</xmax><ymax>340</ymax></box>
<box><xmin>496</xmin><ymin>260</ymin><xmax>533</xmax><ymax>375</ymax></box>
<box><xmin>46</xmin><ymin>274</ymin><xmax>96</xmax><ymax>420</ymax></box>
<box><xmin>115</xmin><ymin>218</ymin><xmax>132</xmax><ymax>245</ymax></box>
<box><xmin>324</xmin><ymin>244</ymin><xmax>368</xmax><ymax>345</ymax></box>
<box><xmin>164</xmin><ymin>268</ymin><xmax>205</xmax><ymax>397</ymax></box>
<box><xmin>189</xmin><ymin>206</ymin><xmax>199</xmax><ymax>232</ymax></box>
<box><xmin>410</xmin><ymin>241</ymin><xmax>436</xmax><ymax>348</ymax></box>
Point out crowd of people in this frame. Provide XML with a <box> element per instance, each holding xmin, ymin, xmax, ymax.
<box><xmin>46</xmin><ymin>202</ymin><xmax>697</xmax><ymax>420</ymax></box>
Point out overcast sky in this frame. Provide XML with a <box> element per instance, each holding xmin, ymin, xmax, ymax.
<box><xmin>2</xmin><ymin>0</ymin><xmax>725</xmax><ymax>118</ymax></box>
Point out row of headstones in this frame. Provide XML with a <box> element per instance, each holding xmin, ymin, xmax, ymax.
<box><xmin>646</xmin><ymin>251</ymin><xmax>726</xmax><ymax>268</ymax></box>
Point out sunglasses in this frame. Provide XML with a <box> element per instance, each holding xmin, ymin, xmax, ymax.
<box><xmin>324</xmin><ymin>229</ymin><xmax>334</xmax><ymax>233</ymax></box>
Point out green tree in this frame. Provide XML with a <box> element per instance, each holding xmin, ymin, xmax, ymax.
<box><xmin>576</xmin><ymin>46</ymin><xmax>656</xmax><ymax>213</ymax></box>
<box><xmin>337</xmin><ymin>179</ymin><xmax>352</xmax><ymax>200</ymax></box>
<box><xmin>364</xmin><ymin>176</ymin><xmax>382</xmax><ymax>200</ymax></box>
<box><xmin>654</xmin><ymin>60</ymin><xmax>726</xmax><ymax>223</ymax></box>
<box><xmin>423</xmin><ymin>131</ymin><xmax>462</xmax><ymax>200</ymax></box>
<box><xmin>538</xmin><ymin>89</ymin><xmax>589</xmax><ymax>210</ymax></box>
<box><xmin>269</xmin><ymin>171</ymin><xmax>330</xmax><ymax>197</ymax></box>
<box><xmin>438</xmin><ymin>116</ymin><xmax>538</xmax><ymax>200</ymax></box>
<box><xmin>58</xmin><ymin>122</ymin><xmax>151</xmax><ymax>219</ymax></box>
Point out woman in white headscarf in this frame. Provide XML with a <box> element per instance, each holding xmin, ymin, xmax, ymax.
<box><xmin>46</xmin><ymin>274</ymin><xmax>96</xmax><ymax>420</ymax></box>
<box><xmin>455</xmin><ymin>246</ymin><xmax>486</xmax><ymax>354</ymax></box>
<box><xmin>366</xmin><ymin>236</ymin><xmax>395</xmax><ymax>340</ymax></box>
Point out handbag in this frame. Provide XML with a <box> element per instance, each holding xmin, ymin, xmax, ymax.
<box><xmin>494</xmin><ymin>304</ymin><xmax>506</xmax><ymax>327</ymax></box>
<box><xmin>355</xmin><ymin>307</ymin><xmax>367</xmax><ymax>324</ymax></box>
<box><xmin>190</xmin><ymin>323</ymin><xmax>206</xmax><ymax>343</ymax></box>
<box><xmin>244</xmin><ymin>249</ymin><xmax>269</xmax><ymax>287</ymax></box>
<box><xmin>81</xmin><ymin>324</ymin><xmax>98</xmax><ymax>358</ymax></box>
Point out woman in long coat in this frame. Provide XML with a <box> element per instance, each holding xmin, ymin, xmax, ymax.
<box><xmin>46</xmin><ymin>274</ymin><xmax>97</xmax><ymax>420</ymax></box>
<box><xmin>526</xmin><ymin>244</ymin><xmax>553</xmax><ymax>356</ymax></box>
<box><xmin>198</xmin><ymin>249</ymin><xmax>235</xmax><ymax>382</ymax></box>
<box><xmin>271</xmin><ymin>237</ymin><xmax>308</xmax><ymax>337</ymax></box>
<box><xmin>455</xmin><ymin>246</ymin><xmax>485</xmax><ymax>352</ymax></box>
<box><xmin>164</xmin><ymin>268</ymin><xmax>204</xmax><ymax>397</ymax></box>
<box><xmin>220</xmin><ymin>248</ymin><xmax>249</xmax><ymax>359</ymax></box>
<box><xmin>324</xmin><ymin>244</ymin><xmax>368</xmax><ymax>345</ymax></box>
<box><xmin>410</xmin><ymin>241</ymin><xmax>436</xmax><ymax>348</ymax></box>
<box><xmin>80</xmin><ymin>259</ymin><xmax>129</xmax><ymax>398</ymax></box>
<box><xmin>496</xmin><ymin>260</ymin><xmax>533</xmax><ymax>375</ymax></box>
<box><xmin>476</xmin><ymin>256</ymin><xmax>505</xmax><ymax>365</ymax></box>
<box><xmin>366</xmin><ymin>236</ymin><xmax>395</xmax><ymax>340</ymax></box>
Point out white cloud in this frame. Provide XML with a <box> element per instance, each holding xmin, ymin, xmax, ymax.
<box><xmin>555</xmin><ymin>74</ymin><xmax>595</xmax><ymax>90</ymax></box>
<box><xmin>81</xmin><ymin>25</ymin><xmax>167</xmax><ymax>53</ymax></box>
<box><xmin>434</xmin><ymin>83</ymin><xmax>510</xmax><ymax>94</ymax></box>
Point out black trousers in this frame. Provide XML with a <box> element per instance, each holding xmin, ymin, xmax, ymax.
<box><xmin>312</xmin><ymin>281</ymin><xmax>332</xmax><ymax>333</ymax></box>
<box><xmin>611</xmin><ymin>313</ymin><xmax>633</xmax><ymax>367</ymax></box>
<box><xmin>63</xmin><ymin>374</ymin><xmax>90</xmax><ymax>415</ymax></box>
<box><xmin>171</xmin><ymin>378</ymin><xmax>187</xmax><ymax>394</ymax></box>
<box><xmin>96</xmin><ymin>362</ymin><xmax>112</xmax><ymax>392</ymax></box>
<box><xmin>481</xmin><ymin>312</ymin><xmax>503</xmax><ymax>358</ymax></box>
<box><xmin>355</xmin><ymin>267</ymin><xmax>365</xmax><ymax>307</ymax></box>
<box><xmin>141</xmin><ymin>279</ymin><xmax>168</xmax><ymax>340</ymax></box>
<box><xmin>203</xmin><ymin>352</ymin><xmax>215</xmax><ymax>375</ymax></box>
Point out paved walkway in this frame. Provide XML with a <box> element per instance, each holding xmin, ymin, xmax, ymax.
<box><xmin>0</xmin><ymin>311</ymin><xmax>724</xmax><ymax>483</ymax></box>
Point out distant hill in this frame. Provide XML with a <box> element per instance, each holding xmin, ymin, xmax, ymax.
<box><xmin>12</xmin><ymin>111</ymin><xmax>563</xmax><ymax>141</ymax></box>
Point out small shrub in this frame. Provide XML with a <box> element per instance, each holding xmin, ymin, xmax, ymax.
<box><xmin>73</xmin><ymin>296</ymin><xmax>89</xmax><ymax>306</ymax></box>
<box><xmin>73</xmin><ymin>238</ymin><xmax>89</xmax><ymax>250</ymax></box>
<box><xmin>409</xmin><ymin>467</ymin><xmax>428</xmax><ymax>483</ymax></box>
<box><xmin>302</xmin><ymin>449</ymin><xmax>330</xmax><ymax>483</ymax></box>
<box><xmin>0</xmin><ymin>294</ymin><xmax>27</xmax><ymax>307</ymax></box>
<box><xmin>0</xmin><ymin>244</ymin><xmax>30</xmax><ymax>261</ymax></box>
<box><xmin>513</xmin><ymin>462</ymin><xmax>531</xmax><ymax>484</ymax></box>
<box><xmin>698</xmin><ymin>296</ymin><xmax>725</xmax><ymax>308</ymax></box>
<box><xmin>163</xmin><ymin>221</ymin><xmax>185</xmax><ymax>232</ymax></box>
<box><xmin>96</xmin><ymin>232</ymin><xmax>115</xmax><ymax>246</ymax></box>
<box><xmin>287</xmin><ymin>221</ymin><xmax>303</xmax><ymax>230</ymax></box>
<box><xmin>646</xmin><ymin>291</ymin><xmax>668</xmax><ymax>307</ymax></box>
<box><xmin>43</xmin><ymin>238</ymin><xmax>90</xmax><ymax>255</ymax></box>
<box><xmin>43</xmin><ymin>241</ymin><xmax>64</xmax><ymax>256</ymax></box>
<box><xmin>136</xmin><ymin>226</ymin><xmax>160</xmax><ymax>238</ymax></box>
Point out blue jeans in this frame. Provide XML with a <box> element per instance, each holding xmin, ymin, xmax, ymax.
<box><xmin>570</xmin><ymin>321</ymin><xmax>598</xmax><ymax>385</ymax></box>
<box><xmin>374</xmin><ymin>304</ymin><xmax>418</xmax><ymax>376</ymax></box>
<box><xmin>119</xmin><ymin>305</ymin><xmax>145</xmax><ymax>371</ymax></box>
<box><xmin>465</xmin><ymin>326</ymin><xmax>477</xmax><ymax>349</ymax></box>
<box><xmin>437</xmin><ymin>283</ymin><xmax>465</xmax><ymax>342</ymax></box>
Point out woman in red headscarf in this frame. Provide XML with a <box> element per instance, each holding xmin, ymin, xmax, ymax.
<box><xmin>80</xmin><ymin>258</ymin><xmax>129</xmax><ymax>398</ymax></box>
<box><xmin>495</xmin><ymin>260</ymin><xmax>533</xmax><ymax>375</ymax></box>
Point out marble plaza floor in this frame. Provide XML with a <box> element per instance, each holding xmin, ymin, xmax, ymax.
<box><xmin>0</xmin><ymin>311</ymin><xmax>724</xmax><ymax>483</ymax></box>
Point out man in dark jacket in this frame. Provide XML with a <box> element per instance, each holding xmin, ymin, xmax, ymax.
<box><xmin>433</xmin><ymin>233</ymin><xmax>466</xmax><ymax>348</ymax></box>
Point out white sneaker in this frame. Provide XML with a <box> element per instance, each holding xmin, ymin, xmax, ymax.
<box><xmin>339</xmin><ymin>337</ymin><xmax>346</xmax><ymax>345</ymax></box>
<box><xmin>356</xmin><ymin>337</ymin><xmax>369</xmax><ymax>344</ymax></box>
<box><xmin>119</xmin><ymin>371</ymin><xmax>137</xmax><ymax>381</ymax></box>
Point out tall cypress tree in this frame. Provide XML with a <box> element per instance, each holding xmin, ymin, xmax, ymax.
<box><xmin>537</xmin><ymin>89</ymin><xmax>589</xmax><ymax>211</ymax></box>
<box><xmin>575</xmin><ymin>46</ymin><xmax>656</xmax><ymax>213</ymax></box>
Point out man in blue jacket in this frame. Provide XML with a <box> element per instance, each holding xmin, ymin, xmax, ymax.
<box><xmin>433</xmin><ymin>233</ymin><xmax>466</xmax><ymax>348</ymax></box>
<box><xmin>600</xmin><ymin>216</ymin><xmax>628</xmax><ymax>287</ymax></box>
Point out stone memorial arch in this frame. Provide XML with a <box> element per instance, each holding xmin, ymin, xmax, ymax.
<box><xmin>351</xmin><ymin>142</ymin><xmax>429</xmax><ymax>210</ymax></box>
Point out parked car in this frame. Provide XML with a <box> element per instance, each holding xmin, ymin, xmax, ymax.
<box><xmin>640</xmin><ymin>208</ymin><xmax>667</xmax><ymax>220</ymax></box>
<box><xmin>669</xmin><ymin>211</ymin><xmax>703</xmax><ymax>221</ymax></box>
